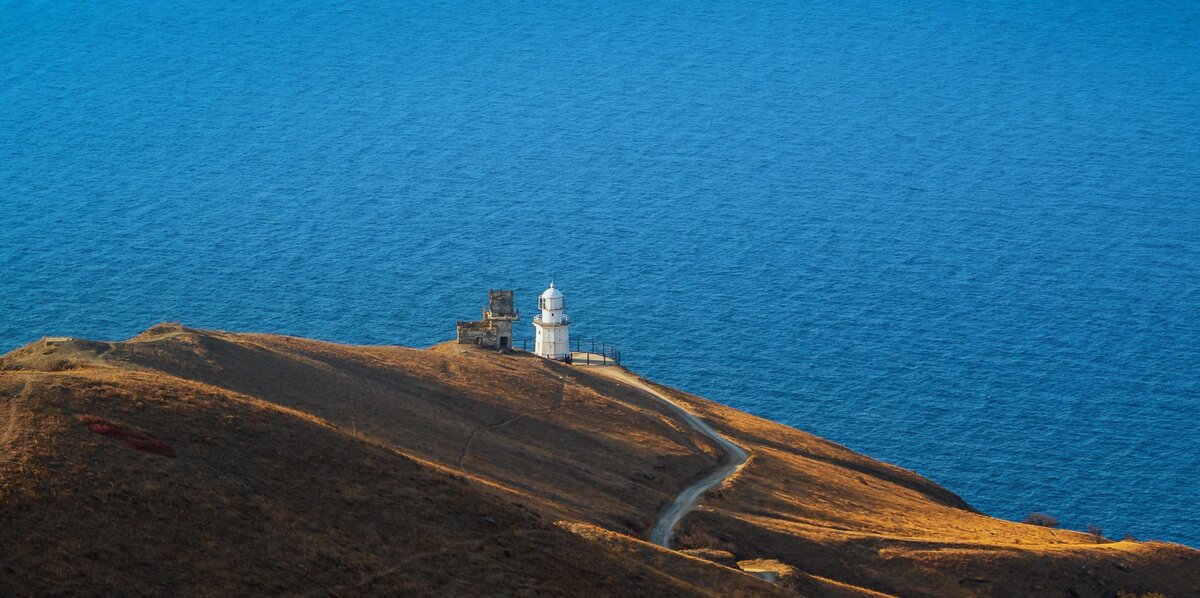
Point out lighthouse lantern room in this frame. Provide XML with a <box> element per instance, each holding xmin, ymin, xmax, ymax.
<box><xmin>533</xmin><ymin>282</ymin><xmax>570</xmax><ymax>360</ymax></box>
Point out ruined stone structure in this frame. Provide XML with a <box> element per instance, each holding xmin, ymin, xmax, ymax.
<box><xmin>456</xmin><ymin>290</ymin><xmax>519</xmax><ymax>350</ymax></box>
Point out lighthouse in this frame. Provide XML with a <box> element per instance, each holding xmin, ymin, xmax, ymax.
<box><xmin>533</xmin><ymin>282</ymin><xmax>570</xmax><ymax>360</ymax></box>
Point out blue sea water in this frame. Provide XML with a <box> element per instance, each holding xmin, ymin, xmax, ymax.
<box><xmin>2</xmin><ymin>1</ymin><xmax>1198</xmax><ymax>546</ymax></box>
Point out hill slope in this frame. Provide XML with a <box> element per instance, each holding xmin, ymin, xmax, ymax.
<box><xmin>0</xmin><ymin>325</ymin><xmax>1195</xmax><ymax>597</ymax></box>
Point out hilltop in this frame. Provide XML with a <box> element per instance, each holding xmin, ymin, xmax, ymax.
<box><xmin>0</xmin><ymin>324</ymin><xmax>1195</xmax><ymax>597</ymax></box>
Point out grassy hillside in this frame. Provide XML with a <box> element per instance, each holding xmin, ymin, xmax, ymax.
<box><xmin>0</xmin><ymin>324</ymin><xmax>1194</xmax><ymax>596</ymax></box>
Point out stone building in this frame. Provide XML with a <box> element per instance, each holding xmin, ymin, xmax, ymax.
<box><xmin>456</xmin><ymin>290</ymin><xmax>519</xmax><ymax>350</ymax></box>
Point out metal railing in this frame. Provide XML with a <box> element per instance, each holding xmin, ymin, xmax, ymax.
<box><xmin>532</xmin><ymin>314</ymin><xmax>571</xmax><ymax>326</ymax></box>
<box><xmin>514</xmin><ymin>337</ymin><xmax>621</xmax><ymax>365</ymax></box>
<box><xmin>571</xmin><ymin>338</ymin><xmax>620</xmax><ymax>365</ymax></box>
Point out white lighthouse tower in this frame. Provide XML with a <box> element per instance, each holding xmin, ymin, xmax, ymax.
<box><xmin>533</xmin><ymin>282</ymin><xmax>570</xmax><ymax>360</ymax></box>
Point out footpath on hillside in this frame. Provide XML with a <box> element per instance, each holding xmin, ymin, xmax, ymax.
<box><xmin>576</xmin><ymin>360</ymin><xmax>748</xmax><ymax>548</ymax></box>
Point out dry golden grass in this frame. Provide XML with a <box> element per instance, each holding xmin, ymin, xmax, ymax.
<box><xmin>0</xmin><ymin>326</ymin><xmax>777</xmax><ymax>596</ymax></box>
<box><xmin>635</xmin><ymin>377</ymin><xmax>1200</xmax><ymax>597</ymax></box>
<box><xmin>1</xmin><ymin>324</ymin><xmax>1196</xmax><ymax>597</ymax></box>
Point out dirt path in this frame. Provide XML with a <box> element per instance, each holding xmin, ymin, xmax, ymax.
<box><xmin>1</xmin><ymin>380</ymin><xmax>33</xmax><ymax>474</ymax></box>
<box><xmin>457</xmin><ymin>376</ymin><xmax>567</xmax><ymax>468</ymax></box>
<box><xmin>586</xmin><ymin>367</ymin><xmax>748</xmax><ymax>549</ymax></box>
<box><xmin>1</xmin><ymin>380</ymin><xmax>31</xmax><ymax>447</ymax></box>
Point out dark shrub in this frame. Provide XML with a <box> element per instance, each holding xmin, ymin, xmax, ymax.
<box><xmin>1022</xmin><ymin>512</ymin><xmax>1058</xmax><ymax>527</ymax></box>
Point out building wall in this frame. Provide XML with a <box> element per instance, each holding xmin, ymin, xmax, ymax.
<box><xmin>488</xmin><ymin>290</ymin><xmax>516</xmax><ymax>317</ymax></box>
<box><xmin>458</xmin><ymin>290</ymin><xmax>518</xmax><ymax>350</ymax></box>
<box><xmin>493</xmin><ymin>320</ymin><xmax>513</xmax><ymax>349</ymax></box>
<box><xmin>535</xmin><ymin>324</ymin><xmax>569</xmax><ymax>359</ymax></box>
<box><xmin>539</xmin><ymin>307</ymin><xmax>564</xmax><ymax>324</ymax></box>
<box><xmin>456</xmin><ymin>321</ymin><xmax>496</xmax><ymax>346</ymax></box>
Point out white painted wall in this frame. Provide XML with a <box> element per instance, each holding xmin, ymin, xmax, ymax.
<box><xmin>534</xmin><ymin>283</ymin><xmax>570</xmax><ymax>360</ymax></box>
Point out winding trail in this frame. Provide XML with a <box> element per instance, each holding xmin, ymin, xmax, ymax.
<box><xmin>458</xmin><ymin>376</ymin><xmax>567</xmax><ymax>468</ymax></box>
<box><xmin>1</xmin><ymin>380</ymin><xmax>33</xmax><ymax>475</ymax></box>
<box><xmin>586</xmin><ymin>366</ymin><xmax>748</xmax><ymax>548</ymax></box>
<box><xmin>2</xmin><ymin>380</ymin><xmax>31</xmax><ymax>448</ymax></box>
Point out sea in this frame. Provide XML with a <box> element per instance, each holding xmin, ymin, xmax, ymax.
<box><xmin>2</xmin><ymin>1</ymin><xmax>1197</xmax><ymax>546</ymax></box>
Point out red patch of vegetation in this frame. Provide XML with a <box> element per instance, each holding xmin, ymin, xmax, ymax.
<box><xmin>78</xmin><ymin>415</ymin><xmax>176</xmax><ymax>458</ymax></box>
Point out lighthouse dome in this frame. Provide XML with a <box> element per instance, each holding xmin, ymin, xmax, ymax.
<box><xmin>540</xmin><ymin>283</ymin><xmax>563</xmax><ymax>300</ymax></box>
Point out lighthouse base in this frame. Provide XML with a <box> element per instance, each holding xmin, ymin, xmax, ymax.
<box><xmin>534</xmin><ymin>324</ymin><xmax>569</xmax><ymax>360</ymax></box>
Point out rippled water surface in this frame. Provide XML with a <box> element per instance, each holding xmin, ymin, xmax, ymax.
<box><xmin>2</xmin><ymin>1</ymin><xmax>1198</xmax><ymax>545</ymax></box>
